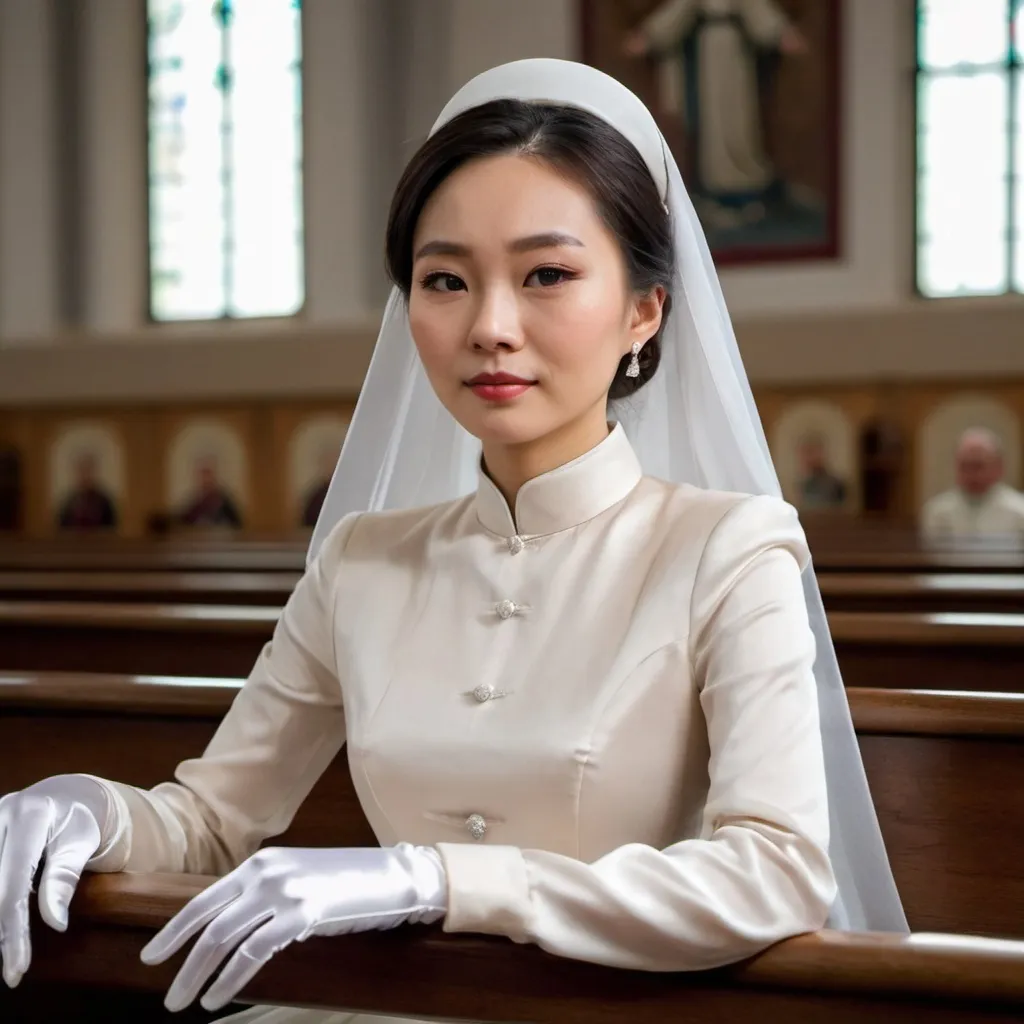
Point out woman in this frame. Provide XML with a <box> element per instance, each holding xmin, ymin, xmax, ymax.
<box><xmin>0</xmin><ymin>59</ymin><xmax>905</xmax><ymax>1022</ymax></box>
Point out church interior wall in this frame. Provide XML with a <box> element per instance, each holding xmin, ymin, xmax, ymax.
<box><xmin>0</xmin><ymin>0</ymin><xmax>1022</xmax><ymax>535</ymax></box>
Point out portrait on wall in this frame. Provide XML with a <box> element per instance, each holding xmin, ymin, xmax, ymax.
<box><xmin>166</xmin><ymin>420</ymin><xmax>247</xmax><ymax>530</ymax></box>
<box><xmin>771</xmin><ymin>400</ymin><xmax>856</xmax><ymax>513</ymax></box>
<box><xmin>287</xmin><ymin>415</ymin><xmax>350</xmax><ymax>529</ymax></box>
<box><xmin>580</xmin><ymin>0</ymin><xmax>841</xmax><ymax>264</ymax></box>
<box><xmin>49</xmin><ymin>423</ymin><xmax>125</xmax><ymax>532</ymax></box>
<box><xmin>917</xmin><ymin>395</ymin><xmax>1021</xmax><ymax>509</ymax></box>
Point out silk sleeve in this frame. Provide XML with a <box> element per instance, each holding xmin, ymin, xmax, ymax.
<box><xmin>85</xmin><ymin>513</ymin><xmax>360</xmax><ymax>876</ymax></box>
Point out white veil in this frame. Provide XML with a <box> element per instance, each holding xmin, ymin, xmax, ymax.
<box><xmin>310</xmin><ymin>58</ymin><xmax>907</xmax><ymax>934</ymax></box>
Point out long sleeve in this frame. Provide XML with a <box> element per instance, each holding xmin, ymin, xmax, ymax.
<box><xmin>86</xmin><ymin>512</ymin><xmax>361</xmax><ymax>876</ymax></box>
<box><xmin>638</xmin><ymin>0</ymin><xmax>698</xmax><ymax>53</ymax></box>
<box><xmin>437</xmin><ymin>495</ymin><xmax>836</xmax><ymax>971</ymax></box>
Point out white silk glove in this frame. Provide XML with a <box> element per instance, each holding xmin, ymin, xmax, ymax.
<box><xmin>0</xmin><ymin>774</ymin><xmax>113</xmax><ymax>988</ymax></box>
<box><xmin>140</xmin><ymin>843</ymin><xmax>448</xmax><ymax>1013</ymax></box>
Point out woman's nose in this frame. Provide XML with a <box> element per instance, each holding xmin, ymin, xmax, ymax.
<box><xmin>467</xmin><ymin>287</ymin><xmax>523</xmax><ymax>351</ymax></box>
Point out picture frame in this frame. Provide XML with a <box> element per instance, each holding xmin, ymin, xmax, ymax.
<box><xmin>579</xmin><ymin>0</ymin><xmax>842</xmax><ymax>265</ymax></box>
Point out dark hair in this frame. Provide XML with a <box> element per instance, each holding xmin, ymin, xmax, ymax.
<box><xmin>385</xmin><ymin>100</ymin><xmax>674</xmax><ymax>400</ymax></box>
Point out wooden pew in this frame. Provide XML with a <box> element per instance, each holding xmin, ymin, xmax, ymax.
<box><xmin>4</xmin><ymin>875</ymin><xmax>1024</xmax><ymax>1024</ymax></box>
<box><xmin>818</xmin><ymin>572</ymin><xmax>1024</xmax><ymax>614</ymax></box>
<box><xmin>830</xmin><ymin>611</ymin><xmax>1024</xmax><ymax>692</ymax></box>
<box><xmin>4</xmin><ymin>601</ymin><xmax>1024</xmax><ymax>692</ymax></box>
<box><xmin>0</xmin><ymin>538</ymin><xmax>306</xmax><ymax>573</ymax></box>
<box><xmin>1</xmin><ymin>672</ymin><xmax>1022</xmax><ymax>940</ymax></box>
<box><xmin>813</xmin><ymin>548</ymin><xmax>1024</xmax><ymax>573</ymax></box>
<box><xmin>0</xmin><ymin>672</ymin><xmax>375</xmax><ymax>851</ymax></box>
<box><xmin>0</xmin><ymin>601</ymin><xmax>276</xmax><ymax>677</ymax></box>
<box><xmin>804</xmin><ymin>519</ymin><xmax>1024</xmax><ymax>574</ymax></box>
<box><xmin>0</xmin><ymin>570</ymin><xmax>300</xmax><ymax>606</ymax></box>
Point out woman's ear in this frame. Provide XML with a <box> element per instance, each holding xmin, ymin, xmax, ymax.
<box><xmin>629</xmin><ymin>285</ymin><xmax>666</xmax><ymax>346</ymax></box>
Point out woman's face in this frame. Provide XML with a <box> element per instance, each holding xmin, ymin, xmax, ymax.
<box><xmin>408</xmin><ymin>154</ymin><xmax>663</xmax><ymax>449</ymax></box>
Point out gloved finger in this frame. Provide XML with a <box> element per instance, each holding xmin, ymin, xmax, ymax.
<box><xmin>200</xmin><ymin>914</ymin><xmax>299</xmax><ymax>1012</ymax></box>
<box><xmin>140</xmin><ymin>871</ymin><xmax>243</xmax><ymax>965</ymax></box>
<box><xmin>161</xmin><ymin>897</ymin><xmax>269</xmax><ymax>1013</ymax></box>
<box><xmin>37</xmin><ymin>803</ymin><xmax>102</xmax><ymax>932</ymax></box>
<box><xmin>0</xmin><ymin>799</ymin><xmax>53</xmax><ymax>987</ymax></box>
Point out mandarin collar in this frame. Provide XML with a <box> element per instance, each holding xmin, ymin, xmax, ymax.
<box><xmin>475</xmin><ymin>422</ymin><xmax>643</xmax><ymax>538</ymax></box>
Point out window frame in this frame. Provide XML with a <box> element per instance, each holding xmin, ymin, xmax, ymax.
<box><xmin>143</xmin><ymin>0</ymin><xmax>308</xmax><ymax>324</ymax></box>
<box><xmin>914</xmin><ymin>0</ymin><xmax>1023</xmax><ymax>299</ymax></box>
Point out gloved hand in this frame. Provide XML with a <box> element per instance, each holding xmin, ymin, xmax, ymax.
<box><xmin>0</xmin><ymin>774</ymin><xmax>113</xmax><ymax>988</ymax></box>
<box><xmin>140</xmin><ymin>843</ymin><xmax>448</xmax><ymax>1012</ymax></box>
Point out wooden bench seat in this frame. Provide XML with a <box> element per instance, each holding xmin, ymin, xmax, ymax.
<box><xmin>1</xmin><ymin>672</ymin><xmax>1021</xmax><ymax>940</ymax></box>
<box><xmin>5</xmin><ymin>873</ymin><xmax>1024</xmax><ymax>1023</ymax></box>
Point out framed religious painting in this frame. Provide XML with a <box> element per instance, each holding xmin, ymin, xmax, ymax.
<box><xmin>166</xmin><ymin>419</ymin><xmax>249</xmax><ymax>531</ymax></box>
<box><xmin>580</xmin><ymin>0</ymin><xmax>842</xmax><ymax>264</ymax></box>
<box><xmin>48</xmin><ymin>422</ymin><xmax>126</xmax><ymax>534</ymax></box>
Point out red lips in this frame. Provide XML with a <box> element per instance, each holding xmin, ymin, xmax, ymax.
<box><xmin>465</xmin><ymin>371</ymin><xmax>537</xmax><ymax>403</ymax></box>
<box><xmin>466</xmin><ymin>371</ymin><xmax>536</xmax><ymax>385</ymax></box>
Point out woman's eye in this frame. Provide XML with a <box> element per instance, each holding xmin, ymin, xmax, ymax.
<box><xmin>422</xmin><ymin>272</ymin><xmax>466</xmax><ymax>293</ymax></box>
<box><xmin>525</xmin><ymin>266</ymin><xmax>574</xmax><ymax>288</ymax></box>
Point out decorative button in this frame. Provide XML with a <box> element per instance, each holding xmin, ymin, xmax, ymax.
<box><xmin>468</xmin><ymin>683</ymin><xmax>508</xmax><ymax>703</ymax></box>
<box><xmin>495</xmin><ymin>599</ymin><xmax>517</xmax><ymax>620</ymax></box>
<box><xmin>507</xmin><ymin>535</ymin><xmax>524</xmax><ymax>555</ymax></box>
<box><xmin>466</xmin><ymin>814</ymin><xmax>487</xmax><ymax>841</ymax></box>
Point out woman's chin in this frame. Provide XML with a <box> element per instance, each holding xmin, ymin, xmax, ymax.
<box><xmin>457</xmin><ymin>403</ymin><xmax>551</xmax><ymax>447</ymax></box>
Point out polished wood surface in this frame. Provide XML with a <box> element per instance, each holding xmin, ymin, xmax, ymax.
<box><xmin>849</xmin><ymin>685</ymin><xmax>1024</xmax><ymax>735</ymax></box>
<box><xmin>814</xmin><ymin>549</ymin><xmax>1024</xmax><ymax>573</ymax></box>
<box><xmin>0</xmin><ymin>569</ymin><xmax>300</xmax><ymax>605</ymax></box>
<box><xmin>830</xmin><ymin>611</ymin><xmax>1024</xmax><ymax>691</ymax></box>
<box><xmin>830</xmin><ymin>610</ymin><xmax>1024</xmax><ymax>645</ymax></box>
<box><xmin>7</xmin><ymin>872</ymin><xmax>1024</xmax><ymax>1023</ymax></box>
<box><xmin>0</xmin><ymin>601</ymin><xmax>275</xmax><ymax>676</ymax></box>
<box><xmin>0</xmin><ymin>538</ymin><xmax>307</xmax><ymax>572</ymax></box>
<box><xmin>803</xmin><ymin>521</ymin><xmax>1024</xmax><ymax>573</ymax></box>
<box><xmin>1</xmin><ymin>673</ymin><xmax>1022</xmax><ymax>940</ymax></box>
<box><xmin>819</xmin><ymin>572</ymin><xmax>1024</xmax><ymax>613</ymax></box>
<box><xmin>0</xmin><ymin>599</ymin><xmax>280</xmax><ymax>630</ymax></box>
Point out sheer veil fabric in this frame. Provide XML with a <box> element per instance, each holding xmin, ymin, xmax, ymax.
<box><xmin>310</xmin><ymin>58</ymin><xmax>907</xmax><ymax>934</ymax></box>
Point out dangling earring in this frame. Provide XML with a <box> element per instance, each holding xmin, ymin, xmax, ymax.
<box><xmin>625</xmin><ymin>341</ymin><xmax>642</xmax><ymax>379</ymax></box>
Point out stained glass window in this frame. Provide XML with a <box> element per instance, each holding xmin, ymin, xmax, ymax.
<box><xmin>147</xmin><ymin>0</ymin><xmax>303</xmax><ymax>321</ymax></box>
<box><xmin>916</xmin><ymin>1</ymin><xmax>1023</xmax><ymax>296</ymax></box>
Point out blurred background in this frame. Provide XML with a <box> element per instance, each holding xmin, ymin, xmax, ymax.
<box><xmin>0</xmin><ymin>0</ymin><xmax>1020</xmax><ymax>546</ymax></box>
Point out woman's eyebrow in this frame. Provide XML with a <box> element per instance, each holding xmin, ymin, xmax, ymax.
<box><xmin>508</xmin><ymin>231</ymin><xmax>584</xmax><ymax>253</ymax></box>
<box><xmin>414</xmin><ymin>232</ymin><xmax>584</xmax><ymax>261</ymax></box>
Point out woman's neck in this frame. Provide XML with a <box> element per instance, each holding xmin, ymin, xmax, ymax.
<box><xmin>481</xmin><ymin>409</ymin><xmax>612</xmax><ymax>514</ymax></box>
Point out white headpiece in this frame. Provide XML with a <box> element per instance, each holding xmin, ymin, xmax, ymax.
<box><xmin>311</xmin><ymin>58</ymin><xmax>906</xmax><ymax>934</ymax></box>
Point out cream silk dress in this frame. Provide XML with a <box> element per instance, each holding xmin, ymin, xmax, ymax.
<box><xmin>87</xmin><ymin>423</ymin><xmax>836</xmax><ymax>1023</ymax></box>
